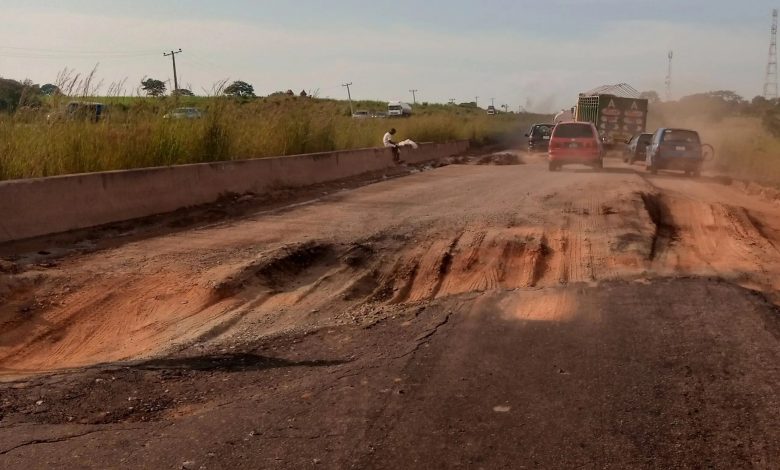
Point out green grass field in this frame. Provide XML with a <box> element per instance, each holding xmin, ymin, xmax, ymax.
<box><xmin>0</xmin><ymin>95</ymin><xmax>549</xmax><ymax>181</ymax></box>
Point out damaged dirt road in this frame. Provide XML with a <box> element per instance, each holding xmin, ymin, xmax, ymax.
<box><xmin>2</xmin><ymin>154</ymin><xmax>780</xmax><ymax>468</ymax></box>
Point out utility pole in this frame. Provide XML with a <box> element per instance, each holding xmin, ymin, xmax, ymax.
<box><xmin>409</xmin><ymin>89</ymin><xmax>418</xmax><ymax>104</ymax></box>
<box><xmin>475</xmin><ymin>96</ymin><xmax>479</xmax><ymax>107</ymax></box>
<box><xmin>765</xmin><ymin>9</ymin><xmax>779</xmax><ymax>99</ymax></box>
<box><xmin>342</xmin><ymin>82</ymin><xmax>354</xmax><ymax>115</ymax></box>
<box><xmin>491</xmin><ymin>97</ymin><xmax>495</xmax><ymax>108</ymax></box>
<box><xmin>449</xmin><ymin>98</ymin><xmax>455</xmax><ymax>105</ymax></box>
<box><xmin>163</xmin><ymin>48</ymin><xmax>183</xmax><ymax>91</ymax></box>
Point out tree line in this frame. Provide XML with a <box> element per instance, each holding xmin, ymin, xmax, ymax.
<box><xmin>0</xmin><ymin>76</ymin><xmax>303</xmax><ymax>112</ymax></box>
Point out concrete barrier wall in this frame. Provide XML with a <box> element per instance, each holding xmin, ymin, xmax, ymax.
<box><xmin>0</xmin><ymin>140</ymin><xmax>469</xmax><ymax>243</ymax></box>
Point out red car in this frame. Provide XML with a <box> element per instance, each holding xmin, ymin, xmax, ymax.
<box><xmin>547</xmin><ymin>122</ymin><xmax>604</xmax><ymax>171</ymax></box>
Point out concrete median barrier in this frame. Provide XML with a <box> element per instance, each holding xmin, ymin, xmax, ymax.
<box><xmin>0</xmin><ymin>140</ymin><xmax>469</xmax><ymax>243</ymax></box>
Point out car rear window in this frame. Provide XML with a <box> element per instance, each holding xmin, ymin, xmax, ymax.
<box><xmin>638</xmin><ymin>134</ymin><xmax>652</xmax><ymax>144</ymax></box>
<box><xmin>533</xmin><ymin>125</ymin><xmax>553</xmax><ymax>136</ymax></box>
<box><xmin>553</xmin><ymin>124</ymin><xmax>594</xmax><ymax>138</ymax></box>
<box><xmin>663</xmin><ymin>130</ymin><xmax>700</xmax><ymax>143</ymax></box>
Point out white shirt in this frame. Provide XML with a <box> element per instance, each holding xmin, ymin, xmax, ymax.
<box><xmin>383</xmin><ymin>132</ymin><xmax>396</xmax><ymax>147</ymax></box>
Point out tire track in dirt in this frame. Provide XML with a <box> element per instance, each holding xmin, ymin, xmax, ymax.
<box><xmin>5</xmin><ymin>166</ymin><xmax>780</xmax><ymax>375</ymax></box>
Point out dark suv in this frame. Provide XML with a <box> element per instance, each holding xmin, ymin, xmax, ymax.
<box><xmin>645</xmin><ymin>128</ymin><xmax>704</xmax><ymax>176</ymax></box>
<box><xmin>525</xmin><ymin>123</ymin><xmax>554</xmax><ymax>152</ymax></box>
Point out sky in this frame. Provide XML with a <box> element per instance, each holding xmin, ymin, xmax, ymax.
<box><xmin>0</xmin><ymin>0</ymin><xmax>777</xmax><ymax>112</ymax></box>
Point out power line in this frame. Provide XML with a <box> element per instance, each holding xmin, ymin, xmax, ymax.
<box><xmin>0</xmin><ymin>46</ymin><xmax>159</xmax><ymax>59</ymax></box>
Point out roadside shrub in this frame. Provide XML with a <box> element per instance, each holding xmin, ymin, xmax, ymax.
<box><xmin>762</xmin><ymin>108</ymin><xmax>780</xmax><ymax>138</ymax></box>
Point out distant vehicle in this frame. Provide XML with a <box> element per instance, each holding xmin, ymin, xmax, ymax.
<box><xmin>645</xmin><ymin>128</ymin><xmax>712</xmax><ymax>176</ymax></box>
<box><xmin>575</xmin><ymin>83</ymin><xmax>648</xmax><ymax>148</ymax></box>
<box><xmin>352</xmin><ymin>110</ymin><xmax>370</xmax><ymax>119</ymax></box>
<box><xmin>525</xmin><ymin>123</ymin><xmax>555</xmax><ymax>152</ymax></box>
<box><xmin>623</xmin><ymin>133</ymin><xmax>653</xmax><ymax>164</ymax></box>
<box><xmin>487</xmin><ymin>105</ymin><xmax>497</xmax><ymax>116</ymax></box>
<box><xmin>547</xmin><ymin>121</ymin><xmax>604</xmax><ymax>171</ymax></box>
<box><xmin>47</xmin><ymin>101</ymin><xmax>106</xmax><ymax>122</ymax></box>
<box><xmin>164</xmin><ymin>107</ymin><xmax>203</xmax><ymax>119</ymax></box>
<box><xmin>388</xmin><ymin>101</ymin><xmax>412</xmax><ymax>117</ymax></box>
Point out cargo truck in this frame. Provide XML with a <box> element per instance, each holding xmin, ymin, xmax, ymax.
<box><xmin>574</xmin><ymin>84</ymin><xmax>648</xmax><ymax>149</ymax></box>
<box><xmin>388</xmin><ymin>101</ymin><xmax>413</xmax><ymax>117</ymax></box>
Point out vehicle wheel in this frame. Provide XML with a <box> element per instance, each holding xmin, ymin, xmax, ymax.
<box><xmin>548</xmin><ymin>161</ymin><xmax>556</xmax><ymax>172</ymax></box>
<box><xmin>627</xmin><ymin>155</ymin><xmax>634</xmax><ymax>165</ymax></box>
<box><xmin>594</xmin><ymin>159</ymin><xmax>603</xmax><ymax>170</ymax></box>
<box><xmin>647</xmin><ymin>163</ymin><xmax>657</xmax><ymax>174</ymax></box>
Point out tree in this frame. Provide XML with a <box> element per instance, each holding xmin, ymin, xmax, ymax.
<box><xmin>223</xmin><ymin>80</ymin><xmax>255</xmax><ymax>98</ymax></box>
<box><xmin>708</xmin><ymin>90</ymin><xmax>745</xmax><ymax>104</ymax></box>
<box><xmin>141</xmin><ymin>78</ymin><xmax>167</xmax><ymax>97</ymax></box>
<box><xmin>0</xmin><ymin>78</ymin><xmax>42</xmax><ymax>111</ymax></box>
<box><xmin>40</xmin><ymin>83</ymin><xmax>61</xmax><ymax>96</ymax></box>
<box><xmin>752</xmin><ymin>95</ymin><xmax>769</xmax><ymax>107</ymax></box>
<box><xmin>171</xmin><ymin>88</ymin><xmax>194</xmax><ymax>97</ymax></box>
<box><xmin>18</xmin><ymin>80</ymin><xmax>42</xmax><ymax>108</ymax></box>
<box><xmin>0</xmin><ymin>78</ymin><xmax>24</xmax><ymax>112</ymax></box>
<box><xmin>639</xmin><ymin>91</ymin><xmax>661</xmax><ymax>103</ymax></box>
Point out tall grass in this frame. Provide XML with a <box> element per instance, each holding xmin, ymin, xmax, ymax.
<box><xmin>0</xmin><ymin>96</ymin><xmax>535</xmax><ymax>181</ymax></box>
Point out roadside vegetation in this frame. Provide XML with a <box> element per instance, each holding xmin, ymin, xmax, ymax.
<box><xmin>0</xmin><ymin>75</ymin><xmax>547</xmax><ymax>181</ymax></box>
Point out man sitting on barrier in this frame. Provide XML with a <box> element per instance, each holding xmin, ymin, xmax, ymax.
<box><xmin>383</xmin><ymin>128</ymin><xmax>402</xmax><ymax>163</ymax></box>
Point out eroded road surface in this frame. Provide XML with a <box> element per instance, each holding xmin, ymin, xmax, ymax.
<box><xmin>2</xmin><ymin>154</ymin><xmax>780</xmax><ymax>468</ymax></box>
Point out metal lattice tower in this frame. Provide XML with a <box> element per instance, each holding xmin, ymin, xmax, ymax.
<box><xmin>665</xmin><ymin>50</ymin><xmax>674</xmax><ymax>101</ymax></box>
<box><xmin>764</xmin><ymin>9</ymin><xmax>778</xmax><ymax>100</ymax></box>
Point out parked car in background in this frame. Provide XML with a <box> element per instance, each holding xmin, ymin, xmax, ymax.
<box><xmin>525</xmin><ymin>123</ymin><xmax>554</xmax><ymax>152</ymax></box>
<box><xmin>623</xmin><ymin>133</ymin><xmax>653</xmax><ymax>164</ymax></box>
<box><xmin>163</xmin><ymin>107</ymin><xmax>203</xmax><ymax>119</ymax></box>
<box><xmin>548</xmin><ymin>121</ymin><xmax>604</xmax><ymax>171</ymax></box>
<box><xmin>352</xmin><ymin>110</ymin><xmax>370</xmax><ymax>119</ymax></box>
<box><xmin>47</xmin><ymin>101</ymin><xmax>106</xmax><ymax>122</ymax></box>
<box><xmin>645</xmin><ymin>128</ymin><xmax>708</xmax><ymax>176</ymax></box>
